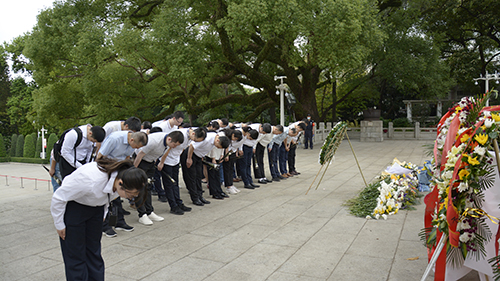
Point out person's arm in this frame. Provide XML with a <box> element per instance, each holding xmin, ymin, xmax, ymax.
<box><xmin>134</xmin><ymin>150</ymin><xmax>146</xmax><ymax>167</ymax></box>
<box><xmin>158</xmin><ymin>147</ymin><xmax>172</xmax><ymax>171</ymax></box>
<box><xmin>284</xmin><ymin>138</ymin><xmax>290</xmax><ymax>151</ymax></box>
<box><xmin>186</xmin><ymin>144</ymin><xmax>194</xmax><ymax>168</ymax></box>
<box><xmin>49</xmin><ymin>157</ymin><xmax>57</xmax><ymax>177</ymax></box>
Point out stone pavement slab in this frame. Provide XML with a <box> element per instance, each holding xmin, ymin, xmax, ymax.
<box><xmin>0</xmin><ymin>139</ymin><xmax>478</xmax><ymax>280</ymax></box>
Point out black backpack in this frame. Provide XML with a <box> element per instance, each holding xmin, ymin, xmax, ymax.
<box><xmin>53</xmin><ymin>127</ymin><xmax>83</xmax><ymax>165</ymax></box>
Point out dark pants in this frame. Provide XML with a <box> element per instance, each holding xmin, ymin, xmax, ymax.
<box><xmin>305</xmin><ymin>130</ymin><xmax>313</xmax><ymax>149</ymax></box>
<box><xmin>253</xmin><ymin>143</ymin><xmax>266</xmax><ymax>179</ymax></box>
<box><xmin>279</xmin><ymin>144</ymin><xmax>288</xmax><ymax>174</ymax></box>
<box><xmin>153</xmin><ymin>164</ymin><xmax>163</xmax><ymax>196</ymax></box>
<box><xmin>205</xmin><ymin>156</ymin><xmax>224</xmax><ymax>196</ymax></box>
<box><xmin>60</xmin><ymin>201</ymin><xmax>105</xmax><ymax>281</ymax></box>
<box><xmin>268</xmin><ymin>143</ymin><xmax>280</xmax><ymax>178</ymax></box>
<box><xmin>223</xmin><ymin>154</ymin><xmax>236</xmax><ymax>187</ymax></box>
<box><xmin>102</xmin><ymin>198</ymin><xmax>126</xmax><ymax>231</ymax></box>
<box><xmin>180</xmin><ymin>149</ymin><xmax>204</xmax><ymax>202</ymax></box>
<box><xmin>160</xmin><ymin>164</ymin><xmax>183</xmax><ymax>210</ymax></box>
<box><xmin>288</xmin><ymin>144</ymin><xmax>297</xmax><ymax>172</ymax></box>
<box><xmin>241</xmin><ymin>145</ymin><xmax>254</xmax><ymax>185</ymax></box>
<box><xmin>60</xmin><ymin>158</ymin><xmax>77</xmax><ymax>180</ymax></box>
<box><xmin>137</xmin><ymin>160</ymin><xmax>155</xmax><ymax>217</ymax></box>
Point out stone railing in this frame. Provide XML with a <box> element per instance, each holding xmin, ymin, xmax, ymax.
<box><xmin>309</xmin><ymin>121</ymin><xmax>437</xmax><ymax>145</ymax></box>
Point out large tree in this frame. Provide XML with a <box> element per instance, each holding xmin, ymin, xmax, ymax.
<box><xmin>15</xmin><ymin>0</ymin><xmax>383</xmax><ymax>129</ymax></box>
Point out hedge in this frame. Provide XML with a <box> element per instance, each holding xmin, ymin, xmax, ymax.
<box><xmin>24</xmin><ymin>134</ymin><xmax>35</xmax><ymax>158</ymax></box>
<box><xmin>10</xmin><ymin>134</ymin><xmax>17</xmax><ymax>157</ymax></box>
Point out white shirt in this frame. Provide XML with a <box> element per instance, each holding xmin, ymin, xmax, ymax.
<box><xmin>152</xmin><ymin>119</ymin><xmax>177</xmax><ymax>134</ymax></box>
<box><xmin>164</xmin><ymin>128</ymin><xmax>191</xmax><ymax>166</ymax></box>
<box><xmin>61</xmin><ymin>125</ymin><xmax>94</xmax><ymax>169</ymax></box>
<box><xmin>207</xmin><ymin>132</ymin><xmax>226</xmax><ymax>159</ymax></box>
<box><xmin>229</xmin><ymin>128</ymin><xmax>245</xmax><ymax>152</ymax></box>
<box><xmin>103</xmin><ymin>121</ymin><xmax>123</xmax><ymax>138</ymax></box>
<box><xmin>138</xmin><ymin>133</ymin><xmax>168</xmax><ymax>162</ymax></box>
<box><xmin>192</xmin><ymin>132</ymin><xmax>217</xmax><ymax>158</ymax></box>
<box><xmin>51</xmin><ymin>162</ymin><xmax>119</xmax><ymax>230</ymax></box>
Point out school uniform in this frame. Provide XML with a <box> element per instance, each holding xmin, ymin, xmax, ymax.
<box><xmin>224</xmin><ymin>129</ymin><xmax>244</xmax><ymax>188</ymax></box>
<box><xmin>51</xmin><ymin>162</ymin><xmax>120</xmax><ymax>281</ymax></box>
<box><xmin>60</xmin><ymin>125</ymin><xmax>95</xmax><ymax>179</ymax></box>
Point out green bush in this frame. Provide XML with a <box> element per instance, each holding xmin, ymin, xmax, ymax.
<box><xmin>393</xmin><ymin>118</ymin><xmax>412</xmax><ymax>127</ymax></box>
<box><xmin>0</xmin><ymin>134</ymin><xmax>6</xmax><ymax>157</ymax></box>
<box><xmin>10</xmin><ymin>157</ymin><xmax>50</xmax><ymax>164</ymax></box>
<box><xmin>30</xmin><ymin>133</ymin><xmax>37</xmax><ymax>153</ymax></box>
<box><xmin>0</xmin><ymin>156</ymin><xmax>10</xmax><ymax>163</ymax></box>
<box><xmin>35</xmin><ymin>136</ymin><xmax>42</xmax><ymax>158</ymax></box>
<box><xmin>47</xmin><ymin>133</ymin><xmax>58</xmax><ymax>156</ymax></box>
<box><xmin>24</xmin><ymin>134</ymin><xmax>35</xmax><ymax>158</ymax></box>
<box><xmin>15</xmin><ymin>135</ymin><xmax>24</xmax><ymax>157</ymax></box>
<box><xmin>10</xmin><ymin>134</ymin><xmax>17</xmax><ymax>157</ymax></box>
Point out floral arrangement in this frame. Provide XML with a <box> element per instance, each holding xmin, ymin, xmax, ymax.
<box><xmin>319</xmin><ymin>121</ymin><xmax>348</xmax><ymax>165</ymax></box>
<box><xmin>372</xmin><ymin>162</ymin><xmax>420</xmax><ymax>220</ymax></box>
<box><xmin>346</xmin><ymin>159</ymin><xmax>421</xmax><ymax>219</ymax></box>
<box><xmin>421</xmin><ymin>91</ymin><xmax>500</xmax><ymax>277</ymax></box>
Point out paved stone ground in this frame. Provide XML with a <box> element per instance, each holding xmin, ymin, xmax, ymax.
<box><xmin>0</xmin><ymin>139</ymin><xmax>479</xmax><ymax>280</ymax></box>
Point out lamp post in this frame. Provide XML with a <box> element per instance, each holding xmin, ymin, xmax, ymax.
<box><xmin>40</xmin><ymin>126</ymin><xmax>47</xmax><ymax>159</ymax></box>
<box><xmin>275</xmin><ymin>76</ymin><xmax>287</xmax><ymax>126</ymax></box>
<box><xmin>473</xmin><ymin>70</ymin><xmax>500</xmax><ymax>106</ymax></box>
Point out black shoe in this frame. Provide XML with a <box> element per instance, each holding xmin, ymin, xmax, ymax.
<box><xmin>151</xmin><ymin>190</ymin><xmax>158</xmax><ymax>196</ymax></box>
<box><xmin>200</xmin><ymin>197</ymin><xmax>211</xmax><ymax>204</ymax></box>
<box><xmin>115</xmin><ymin>223</ymin><xmax>134</xmax><ymax>232</ymax></box>
<box><xmin>158</xmin><ymin>196</ymin><xmax>168</xmax><ymax>202</ymax></box>
<box><xmin>220</xmin><ymin>192</ymin><xmax>229</xmax><ymax>198</ymax></box>
<box><xmin>265</xmin><ymin>179</ymin><xmax>273</xmax><ymax>183</ymax></box>
<box><xmin>122</xmin><ymin>209</ymin><xmax>131</xmax><ymax>215</ymax></box>
<box><xmin>258</xmin><ymin>179</ymin><xmax>268</xmax><ymax>184</ymax></box>
<box><xmin>179</xmin><ymin>204</ymin><xmax>192</xmax><ymax>212</ymax></box>
<box><xmin>244</xmin><ymin>184</ymin><xmax>255</xmax><ymax>189</ymax></box>
<box><xmin>170</xmin><ymin>206</ymin><xmax>185</xmax><ymax>215</ymax></box>
<box><xmin>193</xmin><ymin>200</ymin><xmax>204</xmax><ymax>206</ymax></box>
<box><xmin>212</xmin><ymin>194</ymin><xmax>224</xmax><ymax>199</ymax></box>
<box><xmin>250</xmin><ymin>183</ymin><xmax>260</xmax><ymax>188</ymax></box>
<box><xmin>103</xmin><ymin>228</ymin><xmax>117</xmax><ymax>238</ymax></box>
<box><xmin>272</xmin><ymin>177</ymin><xmax>281</xmax><ymax>182</ymax></box>
<box><xmin>278</xmin><ymin>175</ymin><xmax>287</xmax><ymax>180</ymax></box>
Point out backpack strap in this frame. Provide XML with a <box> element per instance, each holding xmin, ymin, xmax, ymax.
<box><xmin>72</xmin><ymin>127</ymin><xmax>83</xmax><ymax>166</ymax></box>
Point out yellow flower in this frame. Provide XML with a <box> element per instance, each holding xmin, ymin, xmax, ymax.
<box><xmin>460</xmin><ymin>134</ymin><xmax>470</xmax><ymax>143</ymax></box>
<box><xmin>455</xmin><ymin>106</ymin><xmax>462</xmax><ymax>114</ymax></box>
<box><xmin>468</xmin><ymin>156</ymin><xmax>480</xmax><ymax>165</ymax></box>
<box><xmin>474</xmin><ymin>133</ymin><xmax>488</xmax><ymax>145</ymax></box>
<box><xmin>394</xmin><ymin>208</ymin><xmax>398</xmax><ymax>214</ymax></box>
<box><xmin>492</xmin><ymin>113</ymin><xmax>500</xmax><ymax>122</ymax></box>
<box><xmin>481</xmin><ymin>125</ymin><xmax>487</xmax><ymax>130</ymax></box>
<box><xmin>459</xmin><ymin>169</ymin><xmax>470</xmax><ymax>180</ymax></box>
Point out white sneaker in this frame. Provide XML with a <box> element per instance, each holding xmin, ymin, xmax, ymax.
<box><xmin>139</xmin><ymin>214</ymin><xmax>153</xmax><ymax>226</ymax></box>
<box><xmin>233</xmin><ymin>186</ymin><xmax>241</xmax><ymax>193</ymax></box>
<box><xmin>227</xmin><ymin>187</ymin><xmax>237</xmax><ymax>195</ymax></box>
<box><xmin>148</xmin><ymin>212</ymin><xmax>164</xmax><ymax>222</ymax></box>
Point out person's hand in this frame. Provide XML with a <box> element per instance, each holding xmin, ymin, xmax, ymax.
<box><xmin>238</xmin><ymin>150</ymin><xmax>244</xmax><ymax>156</ymax></box>
<box><xmin>57</xmin><ymin>228</ymin><xmax>66</xmax><ymax>240</ymax></box>
<box><xmin>157</xmin><ymin>162</ymin><xmax>164</xmax><ymax>171</ymax></box>
<box><xmin>49</xmin><ymin>168</ymin><xmax>55</xmax><ymax>177</ymax></box>
<box><xmin>187</xmin><ymin>158</ymin><xmax>193</xmax><ymax>168</ymax></box>
<box><xmin>268</xmin><ymin>147</ymin><xmax>272</xmax><ymax>152</ymax></box>
<box><xmin>253</xmin><ymin>149</ymin><xmax>256</xmax><ymax>153</ymax></box>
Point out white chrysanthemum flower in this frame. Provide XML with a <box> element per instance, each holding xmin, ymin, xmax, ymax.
<box><xmin>366</xmin><ymin>215</ymin><xmax>372</xmax><ymax>220</ymax></box>
<box><xmin>382</xmin><ymin>214</ymin><xmax>388</xmax><ymax>220</ymax></box>
<box><xmin>375</xmin><ymin>214</ymin><xmax>380</xmax><ymax>220</ymax></box>
<box><xmin>484</xmin><ymin>111</ymin><xmax>491</xmax><ymax>118</ymax></box>
<box><xmin>485</xmin><ymin>118</ymin><xmax>494</xmax><ymax>128</ymax></box>
<box><xmin>473</xmin><ymin>146</ymin><xmax>486</xmax><ymax>156</ymax></box>
<box><xmin>460</xmin><ymin>233</ymin><xmax>471</xmax><ymax>243</ymax></box>
<box><xmin>457</xmin><ymin>182</ymin><xmax>468</xmax><ymax>193</ymax></box>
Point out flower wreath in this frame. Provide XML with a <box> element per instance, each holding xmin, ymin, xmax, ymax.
<box><xmin>318</xmin><ymin>121</ymin><xmax>348</xmax><ymax>165</ymax></box>
<box><xmin>421</xmin><ymin>91</ymin><xmax>500</xmax><ymax>280</ymax></box>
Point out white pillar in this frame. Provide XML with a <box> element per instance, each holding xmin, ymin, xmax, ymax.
<box><xmin>406</xmin><ymin>103</ymin><xmax>412</xmax><ymax>122</ymax></box>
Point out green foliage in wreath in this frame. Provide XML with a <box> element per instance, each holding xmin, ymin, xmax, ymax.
<box><xmin>319</xmin><ymin>121</ymin><xmax>348</xmax><ymax>165</ymax></box>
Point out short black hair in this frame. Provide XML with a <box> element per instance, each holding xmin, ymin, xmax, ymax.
<box><xmin>208</xmin><ymin>121</ymin><xmax>220</xmax><ymax>130</ymax></box>
<box><xmin>124</xmin><ymin>117</ymin><xmax>141</xmax><ymax>132</ymax></box>
<box><xmin>275</xmin><ymin>125</ymin><xmax>284</xmax><ymax>133</ymax></box>
<box><xmin>262</xmin><ymin>123</ymin><xmax>272</xmax><ymax>134</ymax></box>
<box><xmin>131</xmin><ymin>132</ymin><xmax>148</xmax><ymax>146</ymax></box>
<box><xmin>173</xmin><ymin>111</ymin><xmax>184</xmax><ymax>120</ymax></box>
<box><xmin>150</xmin><ymin>127</ymin><xmax>163</xmax><ymax>133</ymax></box>
<box><xmin>218</xmin><ymin>136</ymin><xmax>230</xmax><ymax>149</ymax></box>
<box><xmin>142</xmin><ymin>121</ymin><xmax>152</xmax><ymax>130</ymax></box>
<box><xmin>168</xmin><ymin>131</ymin><xmax>184</xmax><ymax>144</ymax></box>
<box><xmin>91</xmin><ymin>126</ymin><xmax>106</xmax><ymax>142</ymax></box>
<box><xmin>297</xmin><ymin>123</ymin><xmax>306</xmax><ymax>131</ymax></box>
<box><xmin>194</xmin><ymin>127</ymin><xmax>207</xmax><ymax>140</ymax></box>
<box><xmin>220</xmin><ymin>118</ymin><xmax>229</xmax><ymax>126</ymax></box>
<box><xmin>248</xmin><ymin>129</ymin><xmax>259</xmax><ymax>140</ymax></box>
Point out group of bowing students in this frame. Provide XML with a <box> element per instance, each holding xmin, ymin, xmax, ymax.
<box><xmin>49</xmin><ymin>111</ymin><xmax>306</xmax><ymax>280</ymax></box>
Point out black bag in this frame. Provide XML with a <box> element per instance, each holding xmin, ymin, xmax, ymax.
<box><xmin>53</xmin><ymin>127</ymin><xmax>83</xmax><ymax>165</ymax></box>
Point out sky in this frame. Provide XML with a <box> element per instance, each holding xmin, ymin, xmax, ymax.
<box><xmin>0</xmin><ymin>0</ymin><xmax>55</xmax><ymax>45</ymax></box>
